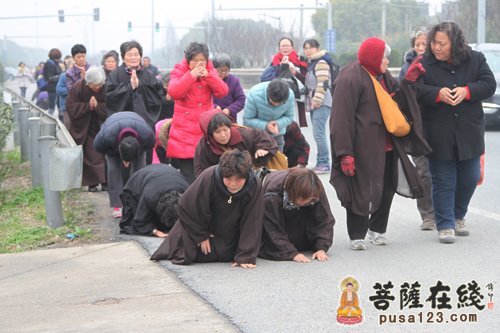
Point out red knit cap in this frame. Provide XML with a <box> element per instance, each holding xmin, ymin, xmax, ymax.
<box><xmin>358</xmin><ymin>37</ymin><xmax>386</xmax><ymax>75</ymax></box>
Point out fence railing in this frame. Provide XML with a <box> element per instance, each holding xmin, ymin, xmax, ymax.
<box><xmin>2</xmin><ymin>87</ymin><xmax>83</xmax><ymax>228</ymax></box>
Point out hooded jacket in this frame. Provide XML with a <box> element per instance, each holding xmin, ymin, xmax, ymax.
<box><xmin>194</xmin><ymin>109</ymin><xmax>278</xmax><ymax>177</ymax></box>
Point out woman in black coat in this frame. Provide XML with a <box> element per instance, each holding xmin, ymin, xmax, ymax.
<box><xmin>105</xmin><ymin>40</ymin><xmax>165</xmax><ymax>129</ymax></box>
<box><xmin>416</xmin><ymin>22</ymin><xmax>496</xmax><ymax>243</ymax></box>
<box><xmin>43</xmin><ymin>48</ymin><xmax>62</xmax><ymax>115</ymax></box>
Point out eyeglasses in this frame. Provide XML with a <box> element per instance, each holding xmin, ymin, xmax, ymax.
<box><xmin>217</xmin><ymin>69</ymin><xmax>229</xmax><ymax>74</ymax></box>
<box><xmin>294</xmin><ymin>197</ymin><xmax>320</xmax><ymax>207</ymax></box>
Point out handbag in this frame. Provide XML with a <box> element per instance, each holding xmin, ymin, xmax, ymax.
<box><xmin>266</xmin><ymin>150</ymin><xmax>288</xmax><ymax>170</ymax></box>
<box><xmin>364</xmin><ymin>68</ymin><xmax>411</xmax><ymax>137</ymax></box>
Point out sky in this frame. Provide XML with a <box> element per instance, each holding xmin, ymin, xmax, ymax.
<box><xmin>0</xmin><ymin>0</ymin><xmax>444</xmax><ymax>58</ymax></box>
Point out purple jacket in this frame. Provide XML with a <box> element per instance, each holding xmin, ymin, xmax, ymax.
<box><xmin>66</xmin><ymin>63</ymin><xmax>91</xmax><ymax>92</ymax></box>
<box><xmin>213</xmin><ymin>74</ymin><xmax>246</xmax><ymax>123</ymax></box>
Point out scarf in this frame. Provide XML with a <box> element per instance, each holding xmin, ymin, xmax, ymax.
<box><xmin>124</xmin><ymin>65</ymin><xmax>143</xmax><ymax>75</ymax></box>
<box><xmin>272</xmin><ymin>50</ymin><xmax>308</xmax><ymax>69</ymax></box>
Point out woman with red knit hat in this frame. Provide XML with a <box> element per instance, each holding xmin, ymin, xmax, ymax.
<box><xmin>329</xmin><ymin>37</ymin><xmax>430</xmax><ymax>251</ymax></box>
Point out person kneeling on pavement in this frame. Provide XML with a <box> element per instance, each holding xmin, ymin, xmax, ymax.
<box><xmin>119</xmin><ymin>164</ymin><xmax>189</xmax><ymax>237</ymax></box>
<box><xmin>259</xmin><ymin>167</ymin><xmax>335</xmax><ymax>262</ymax></box>
<box><xmin>151</xmin><ymin>149</ymin><xmax>264</xmax><ymax>269</ymax></box>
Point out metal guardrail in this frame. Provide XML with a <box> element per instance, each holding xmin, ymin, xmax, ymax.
<box><xmin>2</xmin><ymin>87</ymin><xmax>82</xmax><ymax>228</ymax></box>
<box><xmin>3</xmin><ymin>87</ymin><xmax>77</xmax><ymax>148</ymax></box>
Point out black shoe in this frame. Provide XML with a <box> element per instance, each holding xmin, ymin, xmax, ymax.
<box><xmin>101</xmin><ymin>184</ymin><xmax>108</xmax><ymax>192</ymax></box>
<box><xmin>88</xmin><ymin>185</ymin><xmax>98</xmax><ymax>192</ymax></box>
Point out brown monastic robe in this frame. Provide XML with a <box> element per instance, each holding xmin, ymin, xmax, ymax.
<box><xmin>151</xmin><ymin>165</ymin><xmax>264</xmax><ymax>265</ymax></box>
<box><xmin>66</xmin><ymin>79</ymin><xmax>107</xmax><ymax>186</ymax></box>
<box><xmin>258</xmin><ymin>170</ymin><xmax>335</xmax><ymax>261</ymax></box>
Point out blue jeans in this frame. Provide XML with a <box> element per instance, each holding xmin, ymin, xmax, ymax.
<box><xmin>48</xmin><ymin>92</ymin><xmax>57</xmax><ymax>115</ymax></box>
<box><xmin>310</xmin><ymin>105</ymin><xmax>330</xmax><ymax>166</ymax></box>
<box><xmin>428</xmin><ymin>157</ymin><xmax>480</xmax><ymax>231</ymax></box>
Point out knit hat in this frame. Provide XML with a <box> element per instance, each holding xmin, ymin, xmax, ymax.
<box><xmin>358</xmin><ymin>37</ymin><xmax>386</xmax><ymax>75</ymax></box>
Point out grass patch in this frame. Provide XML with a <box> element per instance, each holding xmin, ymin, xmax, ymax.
<box><xmin>0</xmin><ymin>152</ymin><xmax>98</xmax><ymax>254</ymax></box>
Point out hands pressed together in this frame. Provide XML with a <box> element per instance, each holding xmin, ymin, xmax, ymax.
<box><xmin>130</xmin><ymin>69</ymin><xmax>139</xmax><ymax>90</ymax></box>
<box><xmin>439</xmin><ymin>86</ymin><xmax>468</xmax><ymax>106</ymax></box>
<box><xmin>191</xmin><ymin>61</ymin><xmax>208</xmax><ymax>79</ymax></box>
<box><xmin>89</xmin><ymin>96</ymin><xmax>98</xmax><ymax>110</ymax></box>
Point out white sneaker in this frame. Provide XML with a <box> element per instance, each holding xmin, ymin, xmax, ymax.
<box><xmin>112</xmin><ymin>207</ymin><xmax>122</xmax><ymax>219</ymax></box>
<box><xmin>367</xmin><ymin>230</ymin><xmax>388</xmax><ymax>245</ymax></box>
<box><xmin>455</xmin><ymin>219</ymin><xmax>469</xmax><ymax>236</ymax></box>
<box><xmin>438</xmin><ymin>228</ymin><xmax>455</xmax><ymax>244</ymax></box>
<box><xmin>350</xmin><ymin>239</ymin><xmax>366</xmax><ymax>251</ymax></box>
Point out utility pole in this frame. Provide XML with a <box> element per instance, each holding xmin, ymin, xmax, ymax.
<box><xmin>381</xmin><ymin>1</ymin><xmax>387</xmax><ymax>38</ymax></box>
<box><xmin>151</xmin><ymin>0</ymin><xmax>154</xmax><ymax>52</ymax></box>
<box><xmin>477</xmin><ymin>0</ymin><xmax>485</xmax><ymax>43</ymax></box>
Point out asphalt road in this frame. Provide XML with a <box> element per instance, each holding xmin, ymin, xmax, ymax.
<box><xmin>5</xmin><ymin>80</ymin><xmax>499</xmax><ymax>332</ymax></box>
<box><xmin>137</xmin><ymin>116</ymin><xmax>500</xmax><ymax>333</ymax></box>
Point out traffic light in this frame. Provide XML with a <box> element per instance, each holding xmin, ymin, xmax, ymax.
<box><xmin>127</xmin><ymin>21</ymin><xmax>132</xmax><ymax>32</ymax></box>
<box><xmin>93</xmin><ymin>8</ymin><xmax>99</xmax><ymax>21</ymax></box>
<box><xmin>58</xmin><ymin>10</ymin><xmax>64</xmax><ymax>23</ymax></box>
<box><xmin>155</xmin><ymin>22</ymin><xmax>160</xmax><ymax>32</ymax></box>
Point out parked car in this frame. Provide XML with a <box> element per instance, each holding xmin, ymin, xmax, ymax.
<box><xmin>471</xmin><ymin>43</ymin><xmax>500</xmax><ymax>127</ymax></box>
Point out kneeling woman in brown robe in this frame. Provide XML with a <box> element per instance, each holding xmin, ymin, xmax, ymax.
<box><xmin>259</xmin><ymin>168</ymin><xmax>335</xmax><ymax>262</ymax></box>
<box><xmin>151</xmin><ymin>149</ymin><xmax>264</xmax><ymax>269</ymax></box>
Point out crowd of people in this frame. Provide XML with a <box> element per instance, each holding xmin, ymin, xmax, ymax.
<box><xmin>18</xmin><ymin>20</ymin><xmax>495</xmax><ymax>268</ymax></box>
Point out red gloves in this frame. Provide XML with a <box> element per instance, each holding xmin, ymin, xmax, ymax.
<box><xmin>404</xmin><ymin>55</ymin><xmax>426</xmax><ymax>82</ymax></box>
<box><xmin>340</xmin><ymin>155</ymin><xmax>355</xmax><ymax>177</ymax></box>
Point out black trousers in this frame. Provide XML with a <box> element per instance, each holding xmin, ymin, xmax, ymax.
<box><xmin>346</xmin><ymin>152</ymin><xmax>395</xmax><ymax>240</ymax></box>
<box><xmin>170</xmin><ymin>158</ymin><xmax>195</xmax><ymax>184</ymax></box>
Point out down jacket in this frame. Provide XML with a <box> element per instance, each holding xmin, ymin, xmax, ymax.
<box><xmin>166</xmin><ymin>59</ymin><xmax>229</xmax><ymax>159</ymax></box>
<box><xmin>93</xmin><ymin>111</ymin><xmax>155</xmax><ymax>156</ymax></box>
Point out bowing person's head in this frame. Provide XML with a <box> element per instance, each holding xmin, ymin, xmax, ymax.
<box><xmin>267</xmin><ymin>79</ymin><xmax>290</xmax><ymax>106</ymax></box>
<box><xmin>157</xmin><ymin>190</ymin><xmax>182</xmax><ymax>231</ymax></box>
<box><xmin>284</xmin><ymin>168</ymin><xmax>324</xmax><ymax>207</ymax></box>
<box><xmin>118</xmin><ymin>136</ymin><xmax>139</xmax><ymax>166</ymax></box>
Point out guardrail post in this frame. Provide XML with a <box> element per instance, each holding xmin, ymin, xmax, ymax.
<box><xmin>41</xmin><ymin>117</ymin><xmax>57</xmax><ymax>137</ymax></box>
<box><xmin>30</xmin><ymin>108</ymin><xmax>40</xmax><ymax>118</ymax></box>
<box><xmin>11</xmin><ymin>99</ymin><xmax>20</xmax><ymax>146</ymax></box>
<box><xmin>38</xmin><ymin>136</ymin><xmax>64</xmax><ymax>228</ymax></box>
<box><xmin>28</xmin><ymin>117</ymin><xmax>42</xmax><ymax>187</ymax></box>
<box><xmin>18</xmin><ymin>106</ymin><xmax>30</xmax><ymax>161</ymax></box>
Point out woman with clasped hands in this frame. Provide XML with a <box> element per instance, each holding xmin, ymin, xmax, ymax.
<box><xmin>415</xmin><ymin>22</ymin><xmax>496</xmax><ymax>244</ymax></box>
<box><xmin>166</xmin><ymin>42</ymin><xmax>229</xmax><ymax>183</ymax></box>
<box><xmin>105</xmin><ymin>40</ymin><xmax>164</xmax><ymax>130</ymax></box>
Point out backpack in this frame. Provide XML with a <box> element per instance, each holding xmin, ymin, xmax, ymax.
<box><xmin>260</xmin><ymin>65</ymin><xmax>278</xmax><ymax>82</ymax></box>
<box><xmin>311</xmin><ymin>53</ymin><xmax>340</xmax><ymax>97</ymax></box>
